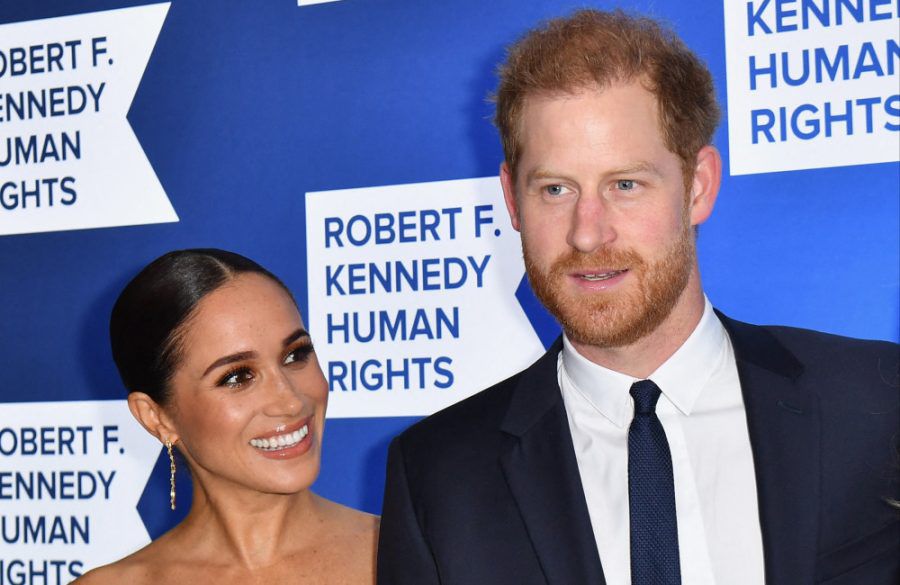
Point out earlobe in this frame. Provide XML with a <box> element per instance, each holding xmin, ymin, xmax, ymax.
<box><xmin>500</xmin><ymin>162</ymin><xmax>522</xmax><ymax>232</ymax></box>
<box><xmin>127</xmin><ymin>392</ymin><xmax>179</xmax><ymax>445</ymax></box>
<box><xmin>688</xmin><ymin>145</ymin><xmax>722</xmax><ymax>226</ymax></box>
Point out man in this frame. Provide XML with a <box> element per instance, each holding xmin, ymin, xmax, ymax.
<box><xmin>377</xmin><ymin>9</ymin><xmax>899</xmax><ymax>585</ymax></box>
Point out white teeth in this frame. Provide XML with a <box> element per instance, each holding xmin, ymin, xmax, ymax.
<box><xmin>250</xmin><ymin>424</ymin><xmax>309</xmax><ymax>451</ymax></box>
<box><xmin>581</xmin><ymin>271</ymin><xmax>623</xmax><ymax>281</ymax></box>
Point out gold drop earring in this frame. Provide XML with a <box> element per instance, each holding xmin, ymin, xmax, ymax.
<box><xmin>165</xmin><ymin>439</ymin><xmax>176</xmax><ymax>510</ymax></box>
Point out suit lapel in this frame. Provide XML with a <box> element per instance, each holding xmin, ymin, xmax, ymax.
<box><xmin>499</xmin><ymin>339</ymin><xmax>606</xmax><ymax>585</ymax></box>
<box><xmin>719</xmin><ymin>313</ymin><xmax>820</xmax><ymax>585</ymax></box>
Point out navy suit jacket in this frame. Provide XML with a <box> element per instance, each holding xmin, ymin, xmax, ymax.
<box><xmin>377</xmin><ymin>314</ymin><xmax>900</xmax><ymax>584</ymax></box>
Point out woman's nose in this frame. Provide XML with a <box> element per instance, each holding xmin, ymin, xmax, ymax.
<box><xmin>262</xmin><ymin>369</ymin><xmax>304</xmax><ymax>418</ymax></box>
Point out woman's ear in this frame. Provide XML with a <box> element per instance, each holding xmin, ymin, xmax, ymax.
<box><xmin>127</xmin><ymin>392</ymin><xmax>179</xmax><ymax>445</ymax></box>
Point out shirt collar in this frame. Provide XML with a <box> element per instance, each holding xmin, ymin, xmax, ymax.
<box><xmin>560</xmin><ymin>297</ymin><xmax>727</xmax><ymax>427</ymax></box>
<box><xmin>649</xmin><ymin>297</ymin><xmax>728</xmax><ymax>415</ymax></box>
<box><xmin>561</xmin><ymin>334</ymin><xmax>635</xmax><ymax>428</ymax></box>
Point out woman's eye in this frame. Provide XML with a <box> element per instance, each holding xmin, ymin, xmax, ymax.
<box><xmin>616</xmin><ymin>179</ymin><xmax>636</xmax><ymax>191</ymax></box>
<box><xmin>218</xmin><ymin>367</ymin><xmax>254</xmax><ymax>388</ymax></box>
<box><xmin>284</xmin><ymin>344</ymin><xmax>313</xmax><ymax>365</ymax></box>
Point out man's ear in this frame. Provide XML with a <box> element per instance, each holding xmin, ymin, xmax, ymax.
<box><xmin>688</xmin><ymin>145</ymin><xmax>722</xmax><ymax>227</ymax></box>
<box><xmin>127</xmin><ymin>392</ymin><xmax>179</xmax><ymax>445</ymax></box>
<box><xmin>500</xmin><ymin>162</ymin><xmax>522</xmax><ymax>232</ymax></box>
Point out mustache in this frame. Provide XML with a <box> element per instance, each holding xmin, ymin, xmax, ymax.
<box><xmin>546</xmin><ymin>247</ymin><xmax>646</xmax><ymax>273</ymax></box>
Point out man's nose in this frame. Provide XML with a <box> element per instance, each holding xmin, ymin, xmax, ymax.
<box><xmin>567</xmin><ymin>193</ymin><xmax>616</xmax><ymax>253</ymax></box>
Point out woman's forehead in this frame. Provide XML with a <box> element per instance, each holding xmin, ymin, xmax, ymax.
<box><xmin>181</xmin><ymin>274</ymin><xmax>303</xmax><ymax>351</ymax></box>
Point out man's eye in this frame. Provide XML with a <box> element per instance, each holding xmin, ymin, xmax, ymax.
<box><xmin>284</xmin><ymin>344</ymin><xmax>313</xmax><ymax>365</ymax></box>
<box><xmin>544</xmin><ymin>184</ymin><xmax>567</xmax><ymax>197</ymax></box>
<box><xmin>616</xmin><ymin>179</ymin><xmax>636</xmax><ymax>191</ymax></box>
<box><xmin>218</xmin><ymin>367</ymin><xmax>254</xmax><ymax>388</ymax></box>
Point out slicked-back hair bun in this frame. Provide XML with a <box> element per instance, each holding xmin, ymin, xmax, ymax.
<box><xmin>109</xmin><ymin>249</ymin><xmax>293</xmax><ymax>404</ymax></box>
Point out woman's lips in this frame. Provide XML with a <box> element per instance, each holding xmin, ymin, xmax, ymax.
<box><xmin>249</xmin><ymin>418</ymin><xmax>314</xmax><ymax>459</ymax></box>
<box><xmin>252</xmin><ymin>418</ymin><xmax>308</xmax><ymax>441</ymax></box>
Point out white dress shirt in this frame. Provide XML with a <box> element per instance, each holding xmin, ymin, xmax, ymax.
<box><xmin>558</xmin><ymin>299</ymin><xmax>765</xmax><ymax>585</ymax></box>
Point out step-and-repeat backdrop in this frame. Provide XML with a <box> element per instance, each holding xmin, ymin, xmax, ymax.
<box><xmin>1</xmin><ymin>0</ymin><xmax>897</xmax><ymax>582</ymax></box>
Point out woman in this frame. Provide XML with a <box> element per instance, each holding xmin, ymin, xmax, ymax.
<box><xmin>77</xmin><ymin>249</ymin><xmax>378</xmax><ymax>584</ymax></box>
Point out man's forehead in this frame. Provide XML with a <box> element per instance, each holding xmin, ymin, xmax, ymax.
<box><xmin>512</xmin><ymin>81</ymin><xmax>679</xmax><ymax>174</ymax></box>
<box><xmin>516</xmin><ymin>81</ymin><xmax>661</xmax><ymax>141</ymax></box>
<box><xmin>519</xmin><ymin>77</ymin><xmax>655</xmax><ymax>109</ymax></box>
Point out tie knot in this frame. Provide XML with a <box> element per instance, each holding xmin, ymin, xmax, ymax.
<box><xmin>630</xmin><ymin>379</ymin><xmax>661</xmax><ymax>415</ymax></box>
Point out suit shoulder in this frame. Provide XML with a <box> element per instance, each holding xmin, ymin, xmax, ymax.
<box><xmin>388</xmin><ymin>342</ymin><xmax>563</xmax><ymax>483</ymax></box>
<box><xmin>397</xmin><ymin>367</ymin><xmax>524</xmax><ymax>445</ymax></box>
<box><xmin>748</xmin><ymin>324</ymin><xmax>899</xmax><ymax>396</ymax></box>
<box><xmin>384</xmin><ymin>369</ymin><xmax>525</xmax><ymax>482</ymax></box>
<box><xmin>761</xmin><ymin>324</ymin><xmax>897</xmax><ymax>352</ymax></box>
<box><xmin>719</xmin><ymin>313</ymin><xmax>898</xmax><ymax>400</ymax></box>
<box><xmin>762</xmin><ymin>324</ymin><xmax>897</xmax><ymax>367</ymax></box>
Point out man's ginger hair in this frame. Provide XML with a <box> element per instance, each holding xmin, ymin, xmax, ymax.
<box><xmin>494</xmin><ymin>9</ymin><xmax>720</xmax><ymax>187</ymax></box>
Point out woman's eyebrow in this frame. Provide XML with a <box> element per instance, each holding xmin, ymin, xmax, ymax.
<box><xmin>202</xmin><ymin>351</ymin><xmax>256</xmax><ymax>377</ymax></box>
<box><xmin>282</xmin><ymin>328</ymin><xmax>310</xmax><ymax>347</ymax></box>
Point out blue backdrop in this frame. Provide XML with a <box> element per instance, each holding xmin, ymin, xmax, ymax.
<box><xmin>1</xmin><ymin>0</ymin><xmax>897</xmax><ymax>576</ymax></box>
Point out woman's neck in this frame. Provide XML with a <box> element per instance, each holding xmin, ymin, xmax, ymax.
<box><xmin>172</xmin><ymin>475</ymin><xmax>325</xmax><ymax>569</ymax></box>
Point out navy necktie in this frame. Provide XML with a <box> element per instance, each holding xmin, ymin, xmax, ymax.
<box><xmin>629</xmin><ymin>379</ymin><xmax>681</xmax><ymax>584</ymax></box>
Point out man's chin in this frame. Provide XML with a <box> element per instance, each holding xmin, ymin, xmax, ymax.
<box><xmin>559</xmin><ymin>312</ymin><xmax>648</xmax><ymax>349</ymax></box>
<box><xmin>546</xmin><ymin>296</ymin><xmax>624</xmax><ymax>345</ymax></box>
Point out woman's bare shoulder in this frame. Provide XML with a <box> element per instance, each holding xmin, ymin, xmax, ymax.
<box><xmin>73</xmin><ymin>558</ymin><xmax>151</xmax><ymax>585</ymax></box>
<box><xmin>72</xmin><ymin>537</ymin><xmax>171</xmax><ymax>585</ymax></box>
<box><xmin>308</xmin><ymin>496</ymin><xmax>379</xmax><ymax>582</ymax></box>
<box><xmin>318</xmin><ymin>496</ymin><xmax>380</xmax><ymax>537</ymax></box>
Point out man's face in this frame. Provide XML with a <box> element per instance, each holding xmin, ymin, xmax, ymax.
<box><xmin>500</xmin><ymin>81</ymin><xmax>717</xmax><ymax>349</ymax></box>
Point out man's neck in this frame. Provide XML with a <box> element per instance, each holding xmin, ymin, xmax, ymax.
<box><xmin>569</xmin><ymin>274</ymin><xmax>707</xmax><ymax>379</ymax></box>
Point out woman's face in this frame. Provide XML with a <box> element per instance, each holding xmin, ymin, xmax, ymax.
<box><xmin>165</xmin><ymin>273</ymin><xmax>328</xmax><ymax>495</ymax></box>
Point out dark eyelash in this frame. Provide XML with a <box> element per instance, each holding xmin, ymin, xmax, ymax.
<box><xmin>217</xmin><ymin>366</ymin><xmax>252</xmax><ymax>387</ymax></box>
<box><xmin>286</xmin><ymin>342</ymin><xmax>314</xmax><ymax>363</ymax></box>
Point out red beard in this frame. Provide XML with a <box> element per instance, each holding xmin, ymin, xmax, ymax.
<box><xmin>524</xmin><ymin>219</ymin><xmax>695</xmax><ymax>348</ymax></box>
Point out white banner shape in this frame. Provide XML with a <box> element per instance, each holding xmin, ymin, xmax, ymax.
<box><xmin>0</xmin><ymin>3</ymin><xmax>176</xmax><ymax>236</ymax></box>
<box><xmin>724</xmin><ymin>0</ymin><xmax>900</xmax><ymax>175</ymax></box>
<box><xmin>306</xmin><ymin>177</ymin><xmax>545</xmax><ymax>418</ymax></box>
<box><xmin>0</xmin><ymin>400</ymin><xmax>161</xmax><ymax>582</ymax></box>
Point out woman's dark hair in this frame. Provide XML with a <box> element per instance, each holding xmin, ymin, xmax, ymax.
<box><xmin>110</xmin><ymin>248</ymin><xmax>295</xmax><ymax>404</ymax></box>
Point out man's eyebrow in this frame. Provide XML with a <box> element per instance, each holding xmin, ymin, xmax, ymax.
<box><xmin>526</xmin><ymin>169</ymin><xmax>575</xmax><ymax>183</ymax></box>
<box><xmin>202</xmin><ymin>351</ymin><xmax>256</xmax><ymax>377</ymax></box>
<box><xmin>607</xmin><ymin>161</ymin><xmax>664</xmax><ymax>176</ymax></box>
<box><xmin>525</xmin><ymin>162</ymin><xmax>664</xmax><ymax>183</ymax></box>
